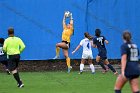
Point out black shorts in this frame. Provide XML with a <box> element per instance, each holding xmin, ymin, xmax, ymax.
<box><xmin>8</xmin><ymin>54</ymin><xmax>20</xmax><ymax>71</ymax></box>
<box><xmin>125</xmin><ymin>75</ymin><xmax>140</xmax><ymax>80</ymax></box>
<box><xmin>62</xmin><ymin>41</ymin><xmax>70</xmax><ymax>48</ymax></box>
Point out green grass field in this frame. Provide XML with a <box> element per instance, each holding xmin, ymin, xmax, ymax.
<box><xmin>0</xmin><ymin>71</ymin><xmax>135</xmax><ymax>93</ymax></box>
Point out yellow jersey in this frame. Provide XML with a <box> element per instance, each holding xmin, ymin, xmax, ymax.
<box><xmin>62</xmin><ymin>24</ymin><xmax>73</xmax><ymax>42</ymax></box>
<box><xmin>3</xmin><ymin>36</ymin><xmax>25</xmax><ymax>55</ymax></box>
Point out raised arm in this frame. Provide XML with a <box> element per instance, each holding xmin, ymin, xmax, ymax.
<box><xmin>63</xmin><ymin>13</ymin><xmax>66</xmax><ymax>29</ymax></box>
<box><xmin>69</xmin><ymin>13</ymin><xmax>73</xmax><ymax>26</ymax></box>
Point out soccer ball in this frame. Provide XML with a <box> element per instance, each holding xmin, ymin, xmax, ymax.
<box><xmin>65</xmin><ymin>11</ymin><xmax>70</xmax><ymax>18</ymax></box>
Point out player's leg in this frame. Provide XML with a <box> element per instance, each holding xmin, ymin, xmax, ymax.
<box><xmin>96</xmin><ymin>55</ymin><xmax>107</xmax><ymax>72</ymax></box>
<box><xmin>129</xmin><ymin>77</ymin><xmax>140</xmax><ymax>93</ymax></box>
<box><xmin>9</xmin><ymin>55</ymin><xmax>24</xmax><ymax>88</ymax></box>
<box><xmin>62</xmin><ymin>49</ymin><xmax>72</xmax><ymax>73</ymax></box>
<box><xmin>79</xmin><ymin>59</ymin><xmax>85</xmax><ymax>74</ymax></box>
<box><xmin>0</xmin><ymin>55</ymin><xmax>11</xmax><ymax>74</ymax></box>
<box><xmin>104</xmin><ymin>59</ymin><xmax>118</xmax><ymax>75</ymax></box>
<box><xmin>114</xmin><ymin>75</ymin><xmax>127</xmax><ymax>93</ymax></box>
<box><xmin>1</xmin><ymin>61</ymin><xmax>10</xmax><ymax>75</ymax></box>
<box><xmin>53</xmin><ymin>42</ymin><xmax>68</xmax><ymax>59</ymax></box>
<box><xmin>88</xmin><ymin>59</ymin><xmax>95</xmax><ymax>74</ymax></box>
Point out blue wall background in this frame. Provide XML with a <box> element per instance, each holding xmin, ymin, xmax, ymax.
<box><xmin>0</xmin><ymin>0</ymin><xmax>140</xmax><ymax>60</ymax></box>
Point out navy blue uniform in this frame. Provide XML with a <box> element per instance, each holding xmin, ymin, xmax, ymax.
<box><xmin>121</xmin><ymin>42</ymin><xmax>140</xmax><ymax>79</ymax></box>
<box><xmin>0</xmin><ymin>44</ymin><xmax>8</xmax><ymax>67</ymax></box>
<box><xmin>93</xmin><ymin>36</ymin><xmax>107</xmax><ymax>59</ymax></box>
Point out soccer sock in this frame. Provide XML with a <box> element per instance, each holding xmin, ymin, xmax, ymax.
<box><xmin>56</xmin><ymin>47</ymin><xmax>60</xmax><ymax>56</ymax></box>
<box><xmin>115</xmin><ymin>90</ymin><xmax>121</xmax><ymax>93</ymax></box>
<box><xmin>80</xmin><ymin>64</ymin><xmax>84</xmax><ymax>72</ymax></box>
<box><xmin>13</xmin><ymin>72</ymin><xmax>22</xmax><ymax>84</ymax></box>
<box><xmin>90</xmin><ymin>64</ymin><xmax>95</xmax><ymax>73</ymax></box>
<box><xmin>107</xmin><ymin>64</ymin><xmax>116</xmax><ymax>73</ymax></box>
<box><xmin>98</xmin><ymin>62</ymin><xmax>106</xmax><ymax>70</ymax></box>
<box><xmin>134</xmin><ymin>91</ymin><xmax>140</xmax><ymax>93</ymax></box>
<box><xmin>66</xmin><ymin>57</ymin><xmax>70</xmax><ymax>67</ymax></box>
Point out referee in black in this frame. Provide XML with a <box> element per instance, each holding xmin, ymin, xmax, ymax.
<box><xmin>3</xmin><ymin>27</ymin><xmax>26</xmax><ymax>88</ymax></box>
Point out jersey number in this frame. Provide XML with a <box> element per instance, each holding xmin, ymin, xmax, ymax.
<box><xmin>130</xmin><ymin>48</ymin><xmax>138</xmax><ymax>61</ymax></box>
<box><xmin>97</xmin><ymin>37</ymin><xmax>103</xmax><ymax>45</ymax></box>
<box><xmin>87</xmin><ymin>43</ymin><xmax>89</xmax><ymax>49</ymax></box>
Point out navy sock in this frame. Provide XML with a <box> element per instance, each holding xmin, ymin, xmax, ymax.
<box><xmin>13</xmin><ymin>72</ymin><xmax>21</xmax><ymax>84</ymax></box>
<box><xmin>107</xmin><ymin>64</ymin><xmax>116</xmax><ymax>72</ymax></box>
<box><xmin>98</xmin><ymin>62</ymin><xmax>106</xmax><ymax>70</ymax></box>
<box><xmin>115</xmin><ymin>90</ymin><xmax>121</xmax><ymax>93</ymax></box>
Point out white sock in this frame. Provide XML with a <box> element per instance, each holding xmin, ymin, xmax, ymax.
<box><xmin>90</xmin><ymin>64</ymin><xmax>95</xmax><ymax>73</ymax></box>
<box><xmin>80</xmin><ymin>64</ymin><xmax>84</xmax><ymax>72</ymax></box>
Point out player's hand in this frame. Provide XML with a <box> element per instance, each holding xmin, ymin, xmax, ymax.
<box><xmin>121</xmin><ymin>71</ymin><xmax>126</xmax><ymax>80</ymax></box>
<box><xmin>70</xmin><ymin>13</ymin><xmax>72</xmax><ymax>17</ymax></box>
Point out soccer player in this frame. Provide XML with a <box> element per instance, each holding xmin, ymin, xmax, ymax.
<box><xmin>3</xmin><ymin>27</ymin><xmax>25</xmax><ymax>88</ymax></box>
<box><xmin>0</xmin><ymin>38</ymin><xmax>10</xmax><ymax>74</ymax></box>
<box><xmin>93</xmin><ymin>29</ymin><xmax>118</xmax><ymax>74</ymax></box>
<box><xmin>114</xmin><ymin>31</ymin><xmax>140</xmax><ymax>93</ymax></box>
<box><xmin>53</xmin><ymin>11</ymin><xmax>74</xmax><ymax>73</ymax></box>
<box><xmin>72</xmin><ymin>32</ymin><xmax>95</xmax><ymax>74</ymax></box>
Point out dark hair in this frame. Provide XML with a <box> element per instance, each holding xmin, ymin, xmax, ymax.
<box><xmin>95</xmin><ymin>29</ymin><xmax>101</xmax><ymax>36</ymax></box>
<box><xmin>0</xmin><ymin>38</ymin><xmax>5</xmax><ymax>44</ymax></box>
<box><xmin>8</xmin><ymin>27</ymin><xmax>14</xmax><ymax>35</ymax></box>
<box><xmin>84</xmin><ymin>32</ymin><xmax>93</xmax><ymax>40</ymax></box>
<box><xmin>123</xmin><ymin>31</ymin><xmax>131</xmax><ymax>42</ymax></box>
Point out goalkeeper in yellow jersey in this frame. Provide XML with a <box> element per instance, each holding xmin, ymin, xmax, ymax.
<box><xmin>53</xmin><ymin>11</ymin><xmax>74</xmax><ymax>73</ymax></box>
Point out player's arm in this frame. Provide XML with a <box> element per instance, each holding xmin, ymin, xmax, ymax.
<box><xmin>3</xmin><ymin>40</ymin><xmax>7</xmax><ymax>52</ymax></box>
<box><xmin>104</xmin><ymin>36</ymin><xmax>109</xmax><ymax>44</ymax></box>
<box><xmin>19</xmin><ymin>38</ymin><xmax>26</xmax><ymax>53</ymax></box>
<box><xmin>91</xmin><ymin>41</ymin><xmax>96</xmax><ymax>48</ymax></box>
<box><xmin>121</xmin><ymin>54</ymin><xmax>127</xmax><ymax>78</ymax></box>
<box><xmin>120</xmin><ymin>45</ymin><xmax>127</xmax><ymax>78</ymax></box>
<box><xmin>69</xmin><ymin>13</ymin><xmax>73</xmax><ymax>26</ymax></box>
<box><xmin>72</xmin><ymin>45</ymin><xmax>81</xmax><ymax>54</ymax></box>
<box><xmin>63</xmin><ymin>13</ymin><xmax>66</xmax><ymax>29</ymax></box>
<box><xmin>105</xmin><ymin>40</ymin><xmax>109</xmax><ymax>44</ymax></box>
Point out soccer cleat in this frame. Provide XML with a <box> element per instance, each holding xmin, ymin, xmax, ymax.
<box><xmin>17</xmin><ymin>80</ymin><xmax>24</xmax><ymax>88</ymax></box>
<box><xmin>53</xmin><ymin>55</ymin><xmax>59</xmax><ymax>59</ymax></box>
<box><xmin>102</xmin><ymin>69</ymin><xmax>109</xmax><ymax>74</ymax></box>
<box><xmin>114</xmin><ymin>71</ymin><xmax>118</xmax><ymax>75</ymax></box>
<box><xmin>78</xmin><ymin>71</ymin><xmax>83</xmax><ymax>74</ymax></box>
<box><xmin>18</xmin><ymin>84</ymin><xmax>24</xmax><ymax>88</ymax></box>
<box><xmin>6</xmin><ymin>70</ymin><xmax>11</xmax><ymax>75</ymax></box>
<box><xmin>91</xmin><ymin>72</ymin><xmax>95</xmax><ymax>74</ymax></box>
<box><xmin>67</xmin><ymin>66</ymin><xmax>72</xmax><ymax>73</ymax></box>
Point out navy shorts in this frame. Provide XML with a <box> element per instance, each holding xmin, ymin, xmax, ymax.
<box><xmin>0</xmin><ymin>55</ymin><xmax>7</xmax><ymax>62</ymax></box>
<box><xmin>8</xmin><ymin>54</ymin><xmax>20</xmax><ymax>71</ymax></box>
<box><xmin>98</xmin><ymin>50</ymin><xmax>107</xmax><ymax>60</ymax></box>
<box><xmin>0</xmin><ymin>55</ymin><xmax>8</xmax><ymax>67</ymax></box>
<box><xmin>125</xmin><ymin>62</ymin><xmax>140</xmax><ymax>80</ymax></box>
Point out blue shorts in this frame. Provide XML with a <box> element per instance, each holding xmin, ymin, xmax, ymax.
<box><xmin>98</xmin><ymin>52</ymin><xmax>107</xmax><ymax>60</ymax></box>
<box><xmin>0</xmin><ymin>55</ymin><xmax>7</xmax><ymax>62</ymax></box>
<box><xmin>125</xmin><ymin>62</ymin><xmax>140</xmax><ymax>80</ymax></box>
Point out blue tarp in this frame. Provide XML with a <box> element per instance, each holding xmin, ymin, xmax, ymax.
<box><xmin>0</xmin><ymin>0</ymin><xmax>140</xmax><ymax>60</ymax></box>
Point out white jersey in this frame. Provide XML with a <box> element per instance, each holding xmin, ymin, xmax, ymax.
<box><xmin>0</xmin><ymin>46</ymin><xmax>4</xmax><ymax>56</ymax></box>
<box><xmin>80</xmin><ymin>38</ymin><xmax>93</xmax><ymax>59</ymax></box>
